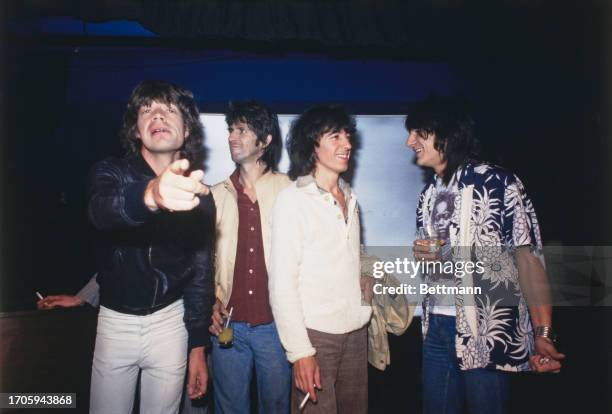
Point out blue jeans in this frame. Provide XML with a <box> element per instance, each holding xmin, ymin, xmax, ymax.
<box><xmin>422</xmin><ymin>314</ymin><xmax>509</xmax><ymax>414</ymax></box>
<box><xmin>211</xmin><ymin>321</ymin><xmax>291</xmax><ymax>414</ymax></box>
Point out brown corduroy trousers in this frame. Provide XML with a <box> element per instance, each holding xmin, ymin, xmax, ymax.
<box><xmin>291</xmin><ymin>326</ymin><xmax>368</xmax><ymax>414</ymax></box>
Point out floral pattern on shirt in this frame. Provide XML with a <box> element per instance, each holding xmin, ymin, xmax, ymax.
<box><xmin>417</xmin><ymin>162</ymin><xmax>542</xmax><ymax>372</ymax></box>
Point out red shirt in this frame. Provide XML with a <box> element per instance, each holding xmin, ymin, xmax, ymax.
<box><xmin>226</xmin><ymin>170</ymin><xmax>274</xmax><ymax>325</ymax></box>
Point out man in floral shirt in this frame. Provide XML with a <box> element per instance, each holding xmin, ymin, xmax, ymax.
<box><xmin>405</xmin><ymin>95</ymin><xmax>565</xmax><ymax>413</ymax></box>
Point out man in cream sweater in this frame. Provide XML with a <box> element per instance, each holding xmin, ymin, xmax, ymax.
<box><xmin>269</xmin><ymin>105</ymin><xmax>372</xmax><ymax>414</ymax></box>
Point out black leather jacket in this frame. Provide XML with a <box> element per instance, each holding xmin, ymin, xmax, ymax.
<box><xmin>88</xmin><ymin>154</ymin><xmax>215</xmax><ymax>349</ymax></box>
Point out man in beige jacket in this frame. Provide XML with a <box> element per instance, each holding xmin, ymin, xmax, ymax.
<box><xmin>209</xmin><ymin>101</ymin><xmax>292</xmax><ymax>414</ymax></box>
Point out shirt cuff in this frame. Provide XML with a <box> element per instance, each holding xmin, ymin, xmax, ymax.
<box><xmin>188</xmin><ymin>326</ymin><xmax>211</xmax><ymax>351</ymax></box>
<box><xmin>76</xmin><ymin>280</ymin><xmax>99</xmax><ymax>307</ymax></box>
<box><xmin>286</xmin><ymin>346</ymin><xmax>317</xmax><ymax>363</ymax></box>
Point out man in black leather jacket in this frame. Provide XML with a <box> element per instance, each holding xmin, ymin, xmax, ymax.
<box><xmin>88</xmin><ymin>80</ymin><xmax>215</xmax><ymax>414</ymax></box>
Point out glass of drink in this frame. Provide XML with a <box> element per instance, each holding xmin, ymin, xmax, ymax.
<box><xmin>218</xmin><ymin>306</ymin><xmax>234</xmax><ymax>348</ymax></box>
<box><xmin>416</xmin><ymin>227</ymin><xmax>442</xmax><ymax>253</ymax></box>
<box><xmin>218</xmin><ymin>325</ymin><xmax>233</xmax><ymax>348</ymax></box>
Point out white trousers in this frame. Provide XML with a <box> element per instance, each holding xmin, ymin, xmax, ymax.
<box><xmin>90</xmin><ymin>299</ymin><xmax>187</xmax><ymax>414</ymax></box>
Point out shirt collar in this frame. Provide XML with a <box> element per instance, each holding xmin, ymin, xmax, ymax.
<box><xmin>432</xmin><ymin>162</ymin><xmax>474</xmax><ymax>188</ymax></box>
<box><xmin>228</xmin><ymin>168</ymin><xmax>277</xmax><ymax>192</ymax></box>
<box><xmin>229</xmin><ymin>168</ymin><xmax>243</xmax><ymax>193</ymax></box>
<box><xmin>296</xmin><ymin>174</ymin><xmax>352</xmax><ymax>199</ymax></box>
<box><xmin>133</xmin><ymin>153</ymin><xmax>157</xmax><ymax>178</ymax></box>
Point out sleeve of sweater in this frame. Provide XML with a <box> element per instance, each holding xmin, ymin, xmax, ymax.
<box><xmin>268</xmin><ymin>188</ymin><xmax>316</xmax><ymax>363</ymax></box>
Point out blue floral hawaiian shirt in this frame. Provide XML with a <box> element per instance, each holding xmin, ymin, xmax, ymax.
<box><xmin>416</xmin><ymin>161</ymin><xmax>543</xmax><ymax>372</ymax></box>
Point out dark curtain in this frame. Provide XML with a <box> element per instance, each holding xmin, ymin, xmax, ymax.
<box><xmin>5</xmin><ymin>0</ymin><xmax>607</xmax><ymax>62</ymax></box>
<box><xmin>0</xmin><ymin>47</ymin><xmax>101</xmax><ymax>311</ymax></box>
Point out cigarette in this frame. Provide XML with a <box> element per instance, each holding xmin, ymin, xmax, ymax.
<box><xmin>35</xmin><ymin>291</ymin><xmax>44</xmax><ymax>300</ymax></box>
<box><xmin>299</xmin><ymin>393</ymin><xmax>310</xmax><ymax>410</ymax></box>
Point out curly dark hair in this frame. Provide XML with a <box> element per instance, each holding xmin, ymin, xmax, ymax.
<box><xmin>119</xmin><ymin>80</ymin><xmax>205</xmax><ymax>169</ymax></box>
<box><xmin>225</xmin><ymin>100</ymin><xmax>282</xmax><ymax>172</ymax></box>
<box><xmin>405</xmin><ymin>94</ymin><xmax>479</xmax><ymax>185</ymax></box>
<box><xmin>286</xmin><ymin>105</ymin><xmax>356</xmax><ymax>180</ymax></box>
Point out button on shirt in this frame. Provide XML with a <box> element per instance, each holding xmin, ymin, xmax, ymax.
<box><xmin>226</xmin><ymin>170</ymin><xmax>274</xmax><ymax>326</ymax></box>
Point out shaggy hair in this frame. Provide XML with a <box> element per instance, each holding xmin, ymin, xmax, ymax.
<box><xmin>405</xmin><ymin>94</ymin><xmax>479</xmax><ymax>184</ymax></box>
<box><xmin>286</xmin><ymin>105</ymin><xmax>356</xmax><ymax>180</ymax></box>
<box><xmin>119</xmin><ymin>80</ymin><xmax>205</xmax><ymax>169</ymax></box>
<box><xmin>225</xmin><ymin>100</ymin><xmax>282</xmax><ymax>172</ymax></box>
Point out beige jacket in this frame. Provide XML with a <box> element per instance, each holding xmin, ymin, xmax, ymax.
<box><xmin>210</xmin><ymin>171</ymin><xmax>291</xmax><ymax>306</ymax></box>
<box><xmin>360</xmin><ymin>251</ymin><xmax>415</xmax><ymax>371</ymax></box>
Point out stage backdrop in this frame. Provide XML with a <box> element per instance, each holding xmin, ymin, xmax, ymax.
<box><xmin>201</xmin><ymin>113</ymin><xmax>423</xmax><ymax>247</ymax></box>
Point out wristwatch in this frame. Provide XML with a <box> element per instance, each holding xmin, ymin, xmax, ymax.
<box><xmin>535</xmin><ymin>326</ymin><xmax>557</xmax><ymax>343</ymax></box>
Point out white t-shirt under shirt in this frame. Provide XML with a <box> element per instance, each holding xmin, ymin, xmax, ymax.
<box><xmin>428</xmin><ymin>178</ymin><xmax>459</xmax><ymax>316</ymax></box>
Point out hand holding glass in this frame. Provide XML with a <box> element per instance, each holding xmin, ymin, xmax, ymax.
<box><xmin>218</xmin><ymin>306</ymin><xmax>234</xmax><ymax>348</ymax></box>
<box><xmin>414</xmin><ymin>228</ymin><xmax>444</xmax><ymax>260</ymax></box>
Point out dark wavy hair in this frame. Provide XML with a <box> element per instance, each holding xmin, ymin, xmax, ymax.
<box><xmin>286</xmin><ymin>105</ymin><xmax>356</xmax><ymax>180</ymax></box>
<box><xmin>405</xmin><ymin>94</ymin><xmax>479</xmax><ymax>185</ymax></box>
<box><xmin>225</xmin><ymin>100</ymin><xmax>282</xmax><ymax>172</ymax></box>
<box><xmin>119</xmin><ymin>80</ymin><xmax>205</xmax><ymax>169</ymax></box>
